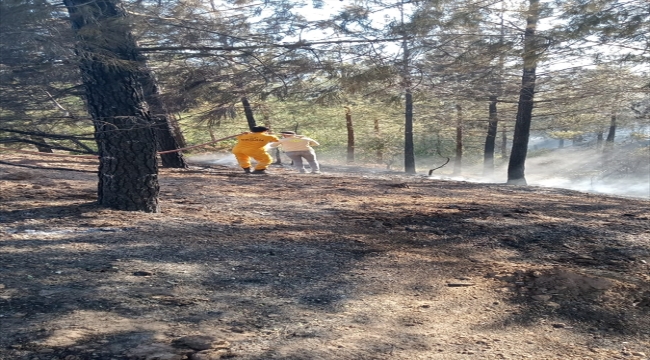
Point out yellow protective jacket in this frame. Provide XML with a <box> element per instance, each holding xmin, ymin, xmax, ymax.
<box><xmin>232</xmin><ymin>132</ymin><xmax>280</xmax><ymax>170</ymax></box>
<box><xmin>232</xmin><ymin>132</ymin><xmax>279</xmax><ymax>152</ymax></box>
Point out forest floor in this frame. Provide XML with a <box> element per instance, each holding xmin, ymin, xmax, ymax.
<box><xmin>1</xmin><ymin>152</ymin><xmax>649</xmax><ymax>360</ymax></box>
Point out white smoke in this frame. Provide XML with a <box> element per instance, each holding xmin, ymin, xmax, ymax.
<box><xmin>187</xmin><ymin>153</ymin><xmax>239</xmax><ymax>167</ymax></box>
<box><xmin>186</xmin><ymin>145</ymin><xmax>649</xmax><ymax>199</ymax></box>
<box><xmin>427</xmin><ymin>146</ymin><xmax>650</xmax><ymax>199</ymax></box>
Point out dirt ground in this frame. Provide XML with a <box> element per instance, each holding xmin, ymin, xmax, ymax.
<box><xmin>1</xmin><ymin>152</ymin><xmax>649</xmax><ymax>360</ymax></box>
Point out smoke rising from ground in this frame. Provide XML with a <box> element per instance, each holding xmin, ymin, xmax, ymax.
<box><xmin>428</xmin><ymin>147</ymin><xmax>650</xmax><ymax>199</ymax></box>
<box><xmin>188</xmin><ymin>146</ymin><xmax>650</xmax><ymax>200</ymax></box>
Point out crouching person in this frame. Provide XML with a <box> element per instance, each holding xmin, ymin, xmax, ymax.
<box><xmin>232</xmin><ymin>126</ymin><xmax>279</xmax><ymax>174</ymax></box>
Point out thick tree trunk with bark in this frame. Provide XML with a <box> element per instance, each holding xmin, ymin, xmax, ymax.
<box><xmin>64</xmin><ymin>0</ymin><xmax>159</xmax><ymax>212</ymax></box>
<box><xmin>152</xmin><ymin>113</ymin><xmax>186</xmax><ymax>168</ymax></box>
<box><xmin>169</xmin><ymin>117</ymin><xmax>187</xmax><ymax>149</ymax></box>
<box><xmin>140</xmin><ymin>73</ymin><xmax>187</xmax><ymax>168</ymax></box>
<box><xmin>507</xmin><ymin>0</ymin><xmax>540</xmax><ymax>185</ymax></box>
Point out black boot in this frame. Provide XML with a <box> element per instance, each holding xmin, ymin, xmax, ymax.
<box><xmin>251</xmin><ymin>169</ymin><xmax>267</xmax><ymax>175</ymax></box>
<box><xmin>243</xmin><ymin>167</ymin><xmax>251</xmax><ymax>174</ymax></box>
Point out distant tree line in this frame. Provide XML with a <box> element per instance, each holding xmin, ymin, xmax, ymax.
<box><xmin>0</xmin><ymin>0</ymin><xmax>647</xmax><ymax>211</ymax></box>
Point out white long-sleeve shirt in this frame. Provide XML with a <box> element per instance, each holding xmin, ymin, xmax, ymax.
<box><xmin>270</xmin><ymin>135</ymin><xmax>319</xmax><ymax>152</ymax></box>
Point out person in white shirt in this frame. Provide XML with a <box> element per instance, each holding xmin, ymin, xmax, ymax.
<box><xmin>270</xmin><ymin>131</ymin><xmax>321</xmax><ymax>174</ymax></box>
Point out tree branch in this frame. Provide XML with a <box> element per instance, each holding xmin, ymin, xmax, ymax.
<box><xmin>0</xmin><ymin>137</ymin><xmax>97</xmax><ymax>155</ymax></box>
<box><xmin>0</xmin><ymin>160</ymin><xmax>96</xmax><ymax>173</ymax></box>
<box><xmin>0</xmin><ymin>127</ymin><xmax>95</xmax><ymax>141</ymax></box>
<box><xmin>136</xmin><ymin>38</ymin><xmax>406</xmax><ymax>53</ymax></box>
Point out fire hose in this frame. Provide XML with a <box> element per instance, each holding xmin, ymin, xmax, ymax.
<box><xmin>0</xmin><ymin>134</ymin><xmax>241</xmax><ymax>172</ymax></box>
<box><xmin>0</xmin><ymin>134</ymin><xmax>240</xmax><ymax>159</ymax></box>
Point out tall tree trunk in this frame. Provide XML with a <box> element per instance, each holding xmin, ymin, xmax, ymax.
<box><xmin>242</xmin><ymin>97</ymin><xmax>257</xmax><ymax>131</ymax></box>
<box><xmin>484</xmin><ymin>0</ymin><xmax>506</xmax><ymax>179</ymax></box>
<box><xmin>436</xmin><ymin>130</ymin><xmax>443</xmax><ymax>156</ymax></box>
<box><xmin>603</xmin><ymin>114</ymin><xmax>617</xmax><ymax>155</ymax></box>
<box><xmin>453</xmin><ymin>104</ymin><xmax>463</xmax><ymax>175</ymax></box>
<box><xmin>169</xmin><ymin>116</ymin><xmax>187</xmax><ymax>149</ymax></box>
<box><xmin>501</xmin><ymin>125</ymin><xmax>508</xmax><ymax>159</ymax></box>
<box><xmin>507</xmin><ymin>0</ymin><xmax>540</xmax><ymax>185</ymax></box>
<box><xmin>374</xmin><ymin>118</ymin><xmax>383</xmax><ymax>163</ymax></box>
<box><xmin>400</xmin><ymin>2</ymin><xmax>415</xmax><ymax>174</ymax></box>
<box><xmin>483</xmin><ymin>96</ymin><xmax>498</xmax><ymax>177</ymax></box>
<box><xmin>258</xmin><ymin>110</ymin><xmax>281</xmax><ymax>165</ymax></box>
<box><xmin>606</xmin><ymin>114</ymin><xmax>616</xmax><ymax>143</ymax></box>
<box><xmin>345</xmin><ymin>106</ymin><xmax>355</xmax><ymax>164</ymax></box>
<box><xmin>401</xmin><ymin>38</ymin><xmax>415</xmax><ymax>173</ymax></box>
<box><xmin>404</xmin><ymin>89</ymin><xmax>415</xmax><ymax>174</ymax></box>
<box><xmin>64</xmin><ymin>0</ymin><xmax>159</xmax><ymax>212</ymax></box>
<box><xmin>140</xmin><ymin>73</ymin><xmax>187</xmax><ymax>168</ymax></box>
<box><xmin>605</xmin><ymin>81</ymin><xmax>621</xmax><ymax>148</ymax></box>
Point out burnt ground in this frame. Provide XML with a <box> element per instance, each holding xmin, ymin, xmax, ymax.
<box><xmin>0</xmin><ymin>152</ymin><xmax>649</xmax><ymax>360</ymax></box>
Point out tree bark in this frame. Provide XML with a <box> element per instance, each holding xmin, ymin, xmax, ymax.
<box><xmin>64</xmin><ymin>0</ymin><xmax>159</xmax><ymax>212</ymax></box>
<box><xmin>485</xmin><ymin>0</ymin><xmax>506</xmax><ymax>179</ymax></box>
<box><xmin>606</xmin><ymin>114</ymin><xmax>616</xmax><ymax>143</ymax></box>
<box><xmin>399</xmin><ymin>2</ymin><xmax>416</xmax><ymax>174</ymax></box>
<box><xmin>140</xmin><ymin>72</ymin><xmax>187</xmax><ymax>168</ymax></box>
<box><xmin>401</xmin><ymin>33</ymin><xmax>415</xmax><ymax>174</ymax></box>
<box><xmin>169</xmin><ymin>117</ymin><xmax>187</xmax><ymax>149</ymax></box>
<box><xmin>374</xmin><ymin>118</ymin><xmax>383</xmax><ymax>162</ymax></box>
<box><xmin>242</xmin><ymin>97</ymin><xmax>257</xmax><ymax>131</ymax></box>
<box><xmin>453</xmin><ymin>104</ymin><xmax>463</xmax><ymax>175</ymax></box>
<box><xmin>404</xmin><ymin>90</ymin><xmax>415</xmax><ymax>174</ymax></box>
<box><xmin>345</xmin><ymin>106</ymin><xmax>355</xmax><ymax>164</ymax></box>
<box><xmin>483</xmin><ymin>96</ymin><xmax>498</xmax><ymax>178</ymax></box>
<box><xmin>501</xmin><ymin>125</ymin><xmax>508</xmax><ymax>159</ymax></box>
<box><xmin>507</xmin><ymin>0</ymin><xmax>540</xmax><ymax>185</ymax></box>
<box><xmin>242</xmin><ymin>96</ymin><xmax>281</xmax><ymax>164</ymax></box>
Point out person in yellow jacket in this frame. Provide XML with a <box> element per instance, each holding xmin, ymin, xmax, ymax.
<box><xmin>232</xmin><ymin>126</ymin><xmax>279</xmax><ymax>174</ymax></box>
